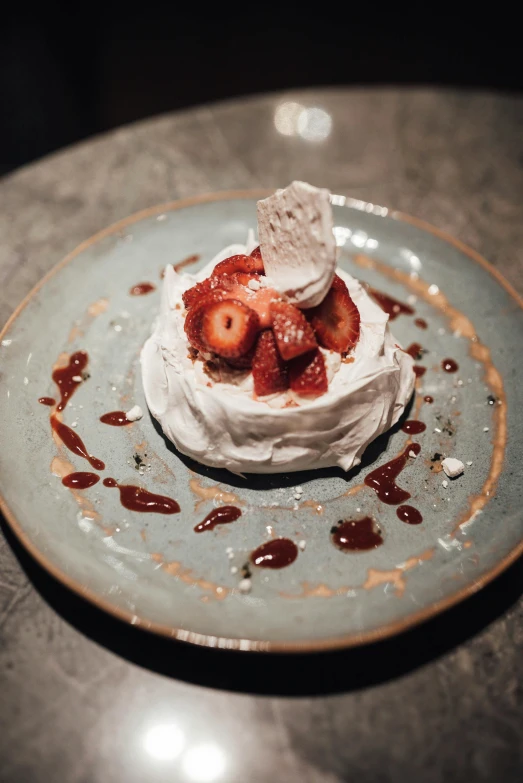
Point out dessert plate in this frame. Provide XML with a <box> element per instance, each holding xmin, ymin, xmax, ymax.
<box><xmin>0</xmin><ymin>191</ymin><xmax>522</xmax><ymax>652</ymax></box>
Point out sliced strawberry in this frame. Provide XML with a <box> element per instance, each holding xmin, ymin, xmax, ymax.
<box><xmin>289</xmin><ymin>349</ymin><xmax>328</xmax><ymax>396</ymax></box>
<box><xmin>182</xmin><ymin>275</ymin><xmax>235</xmax><ymax>310</ymax></box>
<box><xmin>212</xmin><ymin>254</ymin><xmax>262</xmax><ymax>277</ymax></box>
<box><xmin>184</xmin><ymin>292</ymin><xmax>224</xmax><ymax>351</ymax></box>
<box><xmin>252</xmin><ymin>330</ymin><xmax>289</xmax><ymax>396</ymax></box>
<box><xmin>249</xmin><ymin>246</ymin><xmax>265</xmax><ymax>273</ymax></box>
<box><xmin>229</xmin><ymin>285</ymin><xmax>280</xmax><ymax>329</ymax></box>
<box><xmin>229</xmin><ymin>271</ymin><xmax>262</xmax><ymax>287</ymax></box>
<box><xmin>270</xmin><ymin>300</ymin><xmax>317</xmax><ymax>360</ymax></box>
<box><xmin>308</xmin><ymin>275</ymin><xmax>360</xmax><ymax>353</ymax></box>
<box><xmin>201</xmin><ymin>299</ymin><xmax>260</xmax><ymax>358</ymax></box>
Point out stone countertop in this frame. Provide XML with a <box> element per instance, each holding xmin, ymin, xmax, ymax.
<box><xmin>0</xmin><ymin>88</ymin><xmax>522</xmax><ymax>783</ymax></box>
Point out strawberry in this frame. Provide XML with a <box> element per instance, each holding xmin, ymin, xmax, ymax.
<box><xmin>185</xmin><ymin>271</ymin><xmax>267</xmax><ymax>308</ymax></box>
<box><xmin>212</xmin><ymin>254</ymin><xmax>263</xmax><ymax>277</ymax></box>
<box><xmin>308</xmin><ymin>275</ymin><xmax>360</xmax><ymax>353</ymax></box>
<box><xmin>229</xmin><ymin>271</ymin><xmax>262</xmax><ymax>288</ymax></box>
<box><xmin>184</xmin><ymin>292</ymin><xmax>224</xmax><ymax>351</ymax></box>
<box><xmin>270</xmin><ymin>300</ymin><xmax>317</xmax><ymax>360</ymax></box>
<box><xmin>182</xmin><ymin>275</ymin><xmax>235</xmax><ymax>310</ymax></box>
<box><xmin>289</xmin><ymin>349</ymin><xmax>328</xmax><ymax>396</ymax></box>
<box><xmin>201</xmin><ymin>299</ymin><xmax>260</xmax><ymax>358</ymax></box>
<box><xmin>252</xmin><ymin>330</ymin><xmax>289</xmax><ymax>396</ymax></box>
<box><xmin>231</xmin><ymin>285</ymin><xmax>279</xmax><ymax>329</ymax></box>
<box><xmin>249</xmin><ymin>246</ymin><xmax>265</xmax><ymax>273</ymax></box>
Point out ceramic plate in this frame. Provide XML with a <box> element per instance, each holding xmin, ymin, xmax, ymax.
<box><xmin>1</xmin><ymin>192</ymin><xmax>522</xmax><ymax>652</ymax></box>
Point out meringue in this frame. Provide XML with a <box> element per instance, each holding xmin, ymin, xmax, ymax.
<box><xmin>141</xmin><ymin>244</ymin><xmax>415</xmax><ymax>474</ymax></box>
<box><xmin>125</xmin><ymin>405</ymin><xmax>143</xmax><ymax>422</ymax></box>
<box><xmin>441</xmin><ymin>457</ymin><xmax>465</xmax><ymax>478</ymax></box>
<box><xmin>257</xmin><ymin>181</ymin><xmax>336</xmax><ymax>308</ymax></box>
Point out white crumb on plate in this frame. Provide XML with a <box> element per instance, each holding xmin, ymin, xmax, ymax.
<box><xmin>408</xmin><ymin>450</ymin><xmax>418</xmax><ymax>459</ymax></box>
<box><xmin>442</xmin><ymin>479</ymin><xmax>449</xmax><ymax>488</ymax></box>
<box><xmin>441</xmin><ymin>457</ymin><xmax>465</xmax><ymax>478</ymax></box>
<box><xmin>238</xmin><ymin>578</ymin><xmax>252</xmax><ymax>594</ymax></box>
<box><xmin>125</xmin><ymin>405</ymin><xmax>143</xmax><ymax>422</ymax></box>
<box><xmin>483</xmin><ymin>427</ymin><xmax>489</xmax><ymax>432</ymax></box>
<box><xmin>230</xmin><ymin>566</ymin><xmax>238</xmax><ymax>575</ymax></box>
<box><xmin>407</xmin><ymin>295</ymin><xmax>417</xmax><ymax>306</ymax></box>
<box><xmin>72</xmin><ymin>375</ymin><xmax>83</xmax><ymax>382</ymax></box>
<box><xmin>298</xmin><ymin>540</ymin><xmax>307</xmax><ymax>551</ymax></box>
<box><xmin>466</xmin><ymin>461</ymin><xmax>473</xmax><ymax>466</ymax></box>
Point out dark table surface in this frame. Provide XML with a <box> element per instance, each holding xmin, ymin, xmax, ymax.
<box><xmin>1</xmin><ymin>88</ymin><xmax>523</xmax><ymax>783</ymax></box>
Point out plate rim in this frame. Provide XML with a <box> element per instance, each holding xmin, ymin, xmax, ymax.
<box><xmin>1</xmin><ymin>188</ymin><xmax>522</xmax><ymax>653</ymax></box>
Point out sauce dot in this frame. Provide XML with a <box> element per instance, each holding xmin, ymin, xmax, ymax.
<box><xmin>442</xmin><ymin>358</ymin><xmax>459</xmax><ymax>373</ymax></box>
<box><xmin>331</xmin><ymin>517</ymin><xmax>383</xmax><ymax>551</ymax></box>
<box><xmin>401</xmin><ymin>420</ymin><xmax>427</xmax><ymax>434</ymax></box>
<box><xmin>397</xmin><ymin>505</ymin><xmax>423</xmax><ymax>525</ymax></box>
<box><xmin>129</xmin><ymin>282</ymin><xmax>156</xmax><ymax>296</ymax></box>
<box><xmin>250</xmin><ymin>538</ymin><xmax>298</xmax><ymax>569</ymax></box>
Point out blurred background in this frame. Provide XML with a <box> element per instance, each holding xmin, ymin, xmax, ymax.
<box><xmin>1</xmin><ymin>7</ymin><xmax>520</xmax><ymax>177</ymax></box>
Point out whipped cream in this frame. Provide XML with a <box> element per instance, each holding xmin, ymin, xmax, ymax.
<box><xmin>141</xmin><ymin>242</ymin><xmax>415</xmax><ymax>474</ymax></box>
<box><xmin>257</xmin><ymin>181</ymin><xmax>336</xmax><ymax>308</ymax></box>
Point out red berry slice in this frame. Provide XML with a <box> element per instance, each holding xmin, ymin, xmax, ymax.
<box><xmin>309</xmin><ymin>275</ymin><xmax>360</xmax><ymax>353</ymax></box>
<box><xmin>229</xmin><ymin>271</ymin><xmax>262</xmax><ymax>287</ymax></box>
<box><xmin>231</xmin><ymin>285</ymin><xmax>280</xmax><ymax>329</ymax></box>
<box><xmin>249</xmin><ymin>246</ymin><xmax>265</xmax><ymax>273</ymax></box>
<box><xmin>270</xmin><ymin>300</ymin><xmax>318</xmax><ymax>360</ymax></box>
<box><xmin>201</xmin><ymin>299</ymin><xmax>260</xmax><ymax>358</ymax></box>
<box><xmin>212</xmin><ymin>254</ymin><xmax>263</xmax><ymax>277</ymax></box>
<box><xmin>289</xmin><ymin>349</ymin><xmax>328</xmax><ymax>396</ymax></box>
<box><xmin>182</xmin><ymin>275</ymin><xmax>235</xmax><ymax>310</ymax></box>
<box><xmin>252</xmin><ymin>330</ymin><xmax>289</xmax><ymax>396</ymax></box>
<box><xmin>184</xmin><ymin>292</ymin><xmax>224</xmax><ymax>351</ymax></box>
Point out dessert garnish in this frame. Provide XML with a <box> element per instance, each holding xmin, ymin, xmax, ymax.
<box><xmin>250</xmin><ymin>538</ymin><xmax>299</xmax><ymax>568</ymax></box>
<box><xmin>103</xmin><ymin>478</ymin><xmax>180</xmax><ymax>514</ymax></box>
<box><xmin>194</xmin><ymin>506</ymin><xmax>242</xmax><ymax>533</ymax></box>
<box><xmin>441</xmin><ymin>457</ymin><xmax>465</xmax><ymax>478</ymax></box>
<box><xmin>331</xmin><ymin>517</ymin><xmax>383</xmax><ymax>551</ymax></box>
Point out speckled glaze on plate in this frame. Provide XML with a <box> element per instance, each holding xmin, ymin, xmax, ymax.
<box><xmin>0</xmin><ymin>191</ymin><xmax>522</xmax><ymax>652</ymax></box>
